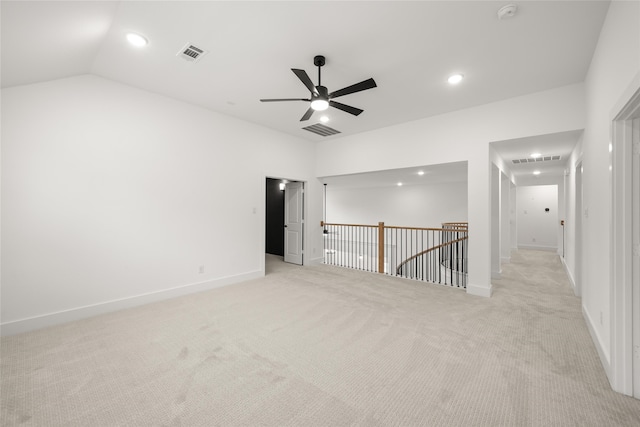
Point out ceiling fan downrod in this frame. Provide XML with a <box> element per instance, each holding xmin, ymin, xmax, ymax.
<box><xmin>314</xmin><ymin>55</ymin><xmax>325</xmax><ymax>87</ymax></box>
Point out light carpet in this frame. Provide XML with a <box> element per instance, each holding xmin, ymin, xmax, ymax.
<box><xmin>2</xmin><ymin>250</ymin><xmax>640</xmax><ymax>426</ymax></box>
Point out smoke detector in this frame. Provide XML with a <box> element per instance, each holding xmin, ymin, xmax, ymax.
<box><xmin>497</xmin><ymin>4</ymin><xmax>518</xmax><ymax>20</ymax></box>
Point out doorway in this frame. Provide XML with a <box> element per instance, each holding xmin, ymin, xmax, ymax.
<box><xmin>265</xmin><ymin>178</ymin><xmax>304</xmax><ymax>266</ymax></box>
<box><xmin>516</xmin><ymin>184</ymin><xmax>559</xmax><ymax>252</ymax></box>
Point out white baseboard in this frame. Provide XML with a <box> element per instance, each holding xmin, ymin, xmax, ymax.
<box><xmin>582</xmin><ymin>305</ymin><xmax>611</xmax><ymax>380</ymax></box>
<box><xmin>560</xmin><ymin>256</ymin><xmax>576</xmax><ymax>292</ymax></box>
<box><xmin>491</xmin><ymin>269</ymin><xmax>502</xmax><ymax>279</ymax></box>
<box><xmin>0</xmin><ymin>270</ymin><xmax>263</xmax><ymax>337</ymax></box>
<box><xmin>305</xmin><ymin>256</ymin><xmax>325</xmax><ymax>266</ymax></box>
<box><xmin>517</xmin><ymin>245</ymin><xmax>558</xmax><ymax>252</ymax></box>
<box><xmin>466</xmin><ymin>282</ymin><xmax>493</xmax><ymax>298</ymax></box>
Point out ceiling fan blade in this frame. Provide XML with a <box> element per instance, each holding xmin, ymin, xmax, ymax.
<box><xmin>329</xmin><ymin>78</ymin><xmax>377</xmax><ymax>99</ymax></box>
<box><xmin>292</xmin><ymin>69</ymin><xmax>318</xmax><ymax>94</ymax></box>
<box><xmin>260</xmin><ymin>98</ymin><xmax>309</xmax><ymax>102</ymax></box>
<box><xmin>329</xmin><ymin>100</ymin><xmax>363</xmax><ymax>116</ymax></box>
<box><xmin>300</xmin><ymin>107</ymin><xmax>314</xmax><ymax>121</ymax></box>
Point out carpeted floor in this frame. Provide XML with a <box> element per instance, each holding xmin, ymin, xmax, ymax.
<box><xmin>2</xmin><ymin>250</ymin><xmax>640</xmax><ymax>426</ymax></box>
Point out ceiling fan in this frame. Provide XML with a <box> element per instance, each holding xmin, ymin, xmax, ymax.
<box><xmin>260</xmin><ymin>55</ymin><xmax>377</xmax><ymax>121</ymax></box>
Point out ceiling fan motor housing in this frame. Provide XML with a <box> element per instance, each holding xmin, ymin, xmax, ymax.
<box><xmin>314</xmin><ymin>85</ymin><xmax>329</xmax><ymax>99</ymax></box>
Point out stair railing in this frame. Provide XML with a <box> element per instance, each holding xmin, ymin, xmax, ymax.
<box><xmin>321</xmin><ymin>221</ymin><xmax>468</xmax><ymax>288</ymax></box>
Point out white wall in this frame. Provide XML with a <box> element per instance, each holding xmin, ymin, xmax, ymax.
<box><xmin>575</xmin><ymin>0</ymin><xmax>640</xmax><ymax>380</ymax></box>
<box><xmin>563</xmin><ymin>135</ymin><xmax>583</xmax><ymax>290</ymax></box>
<box><xmin>517</xmin><ymin>173</ymin><xmax>567</xmax><ymax>257</ymax></box>
<box><xmin>326</xmin><ymin>181</ymin><xmax>467</xmax><ymax>228</ymax></box>
<box><xmin>490</xmin><ymin>146</ymin><xmax>517</xmax><ymax>273</ymax></box>
<box><xmin>490</xmin><ymin>164</ymin><xmax>501</xmax><ymax>277</ymax></box>
<box><xmin>317</xmin><ymin>83</ymin><xmax>585</xmax><ymax>297</ymax></box>
<box><xmin>500</xmin><ymin>172</ymin><xmax>511</xmax><ymax>262</ymax></box>
<box><xmin>1</xmin><ymin>75</ymin><xmax>323</xmax><ymax>334</ymax></box>
<box><xmin>516</xmin><ymin>185</ymin><xmax>558</xmax><ymax>251</ymax></box>
<box><xmin>510</xmin><ymin>182</ymin><xmax>518</xmax><ymax>250</ymax></box>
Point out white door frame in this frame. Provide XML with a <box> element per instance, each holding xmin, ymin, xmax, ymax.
<box><xmin>610</xmin><ymin>72</ymin><xmax>640</xmax><ymax>397</ymax></box>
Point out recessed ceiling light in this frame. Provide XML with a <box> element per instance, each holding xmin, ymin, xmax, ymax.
<box><xmin>530</xmin><ymin>152</ymin><xmax>542</xmax><ymax>158</ymax></box>
<box><xmin>126</xmin><ymin>33</ymin><xmax>148</xmax><ymax>47</ymax></box>
<box><xmin>417</xmin><ymin>171</ymin><xmax>425</xmax><ymax>176</ymax></box>
<box><xmin>319</xmin><ymin>116</ymin><xmax>329</xmax><ymax>123</ymax></box>
<box><xmin>533</xmin><ymin>170</ymin><xmax>541</xmax><ymax>175</ymax></box>
<box><xmin>448</xmin><ymin>74</ymin><xmax>464</xmax><ymax>85</ymax></box>
<box><xmin>397</xmin><ymin>182</ymin><xmax>403</xmax><ymax>186</ymax></box>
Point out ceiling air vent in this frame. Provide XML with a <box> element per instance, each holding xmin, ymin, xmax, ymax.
<box><xmin>177</xmin><ymin>43</ymin><xmax>207</xmax><ymax>62</ymax></box>
<box><xmin>302</xmin><ymin>123</ymin><xmax>341</xmax><ymax>137</ymax></box>
<box><xmin>512</xmin><ymin>155</ymin><xmax>561</xmax><ymax>164</ymax></box>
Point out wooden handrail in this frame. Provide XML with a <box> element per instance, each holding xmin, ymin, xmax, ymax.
<box><xmin>322</xmin><ymin>221</ymin><xmax>468</xmax><ymax>229</ymax></box>
<box><xmin>383</xmin><ymin>225</ymin><xmax>463</xmax><ymax>232</ymax></box>
<box><xmin>395</xmin><ymin>235</ymin><xmax>468</xmax><ymax>275</ymax></box>
<box><xmin>321</xmin><ymin>221</ymin><xmax>459</xmax><ymax>233</ymax></box>
<box><xmin>321</xmin><ymin>221</ymin><xmax>378</xmax><ymax>228</ymax></box>
<box><xmin>441</xmin><ymin>222</ymin><xmax>468</xmax><ymax>230</ymax></box>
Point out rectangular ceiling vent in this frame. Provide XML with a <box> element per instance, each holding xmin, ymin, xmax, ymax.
<box><xmin>512</xmin><ymin>155</ymin><xmax>561</xmax><ymax>164</ymax></box>
<box><xmin>302</xmin><ymin>123</ymin><xmax>341</xmax><ymax>137</ymax></box>
<box><xmin>177</xmin><ymin>43</ymin><xmax>207</xmax><ymax>63</ymax></box>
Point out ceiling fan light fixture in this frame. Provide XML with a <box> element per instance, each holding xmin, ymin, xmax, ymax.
<box><xmin>311</xmin><ymin>99</ymin><xmax>329</xmax><ymax>111</ymax></box>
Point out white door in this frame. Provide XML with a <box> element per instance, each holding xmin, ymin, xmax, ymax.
<box><xmin>284</xmin><ymin>181</ymin><xmax>304</xmax><ymax>265</ymax></box>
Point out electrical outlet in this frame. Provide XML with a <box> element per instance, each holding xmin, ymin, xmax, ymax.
<box><xmin>199</xmin><ymin>265</ymin><xmax>205</xmax><ymax>274</ymax></box>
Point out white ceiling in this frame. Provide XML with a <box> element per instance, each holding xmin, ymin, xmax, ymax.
<box><xmin>322</xmin><ymin>161</ymin><xmax>468</xmax><ymax>189</ymax></box>
<box><xmin>1</xmin><ymin>0</ymin><xmax>609</xmax><ymax>145</ymax></box>
<box><xmin>491</xmin><ymin>129</ymin><xmax>583</xmax><ymax>180</ymax></box>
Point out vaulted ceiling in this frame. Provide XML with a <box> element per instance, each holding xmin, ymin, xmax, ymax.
<box><xmin>1</xmin><ymin>1</ymin><xmax>609</xmax><ymax>145</ymax></box>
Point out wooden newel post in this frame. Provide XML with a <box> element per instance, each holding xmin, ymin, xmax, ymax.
<box><xmin>378</xmin><ymin>222</ymin><xmax>385</xmax><ymax>273</ymax></box>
